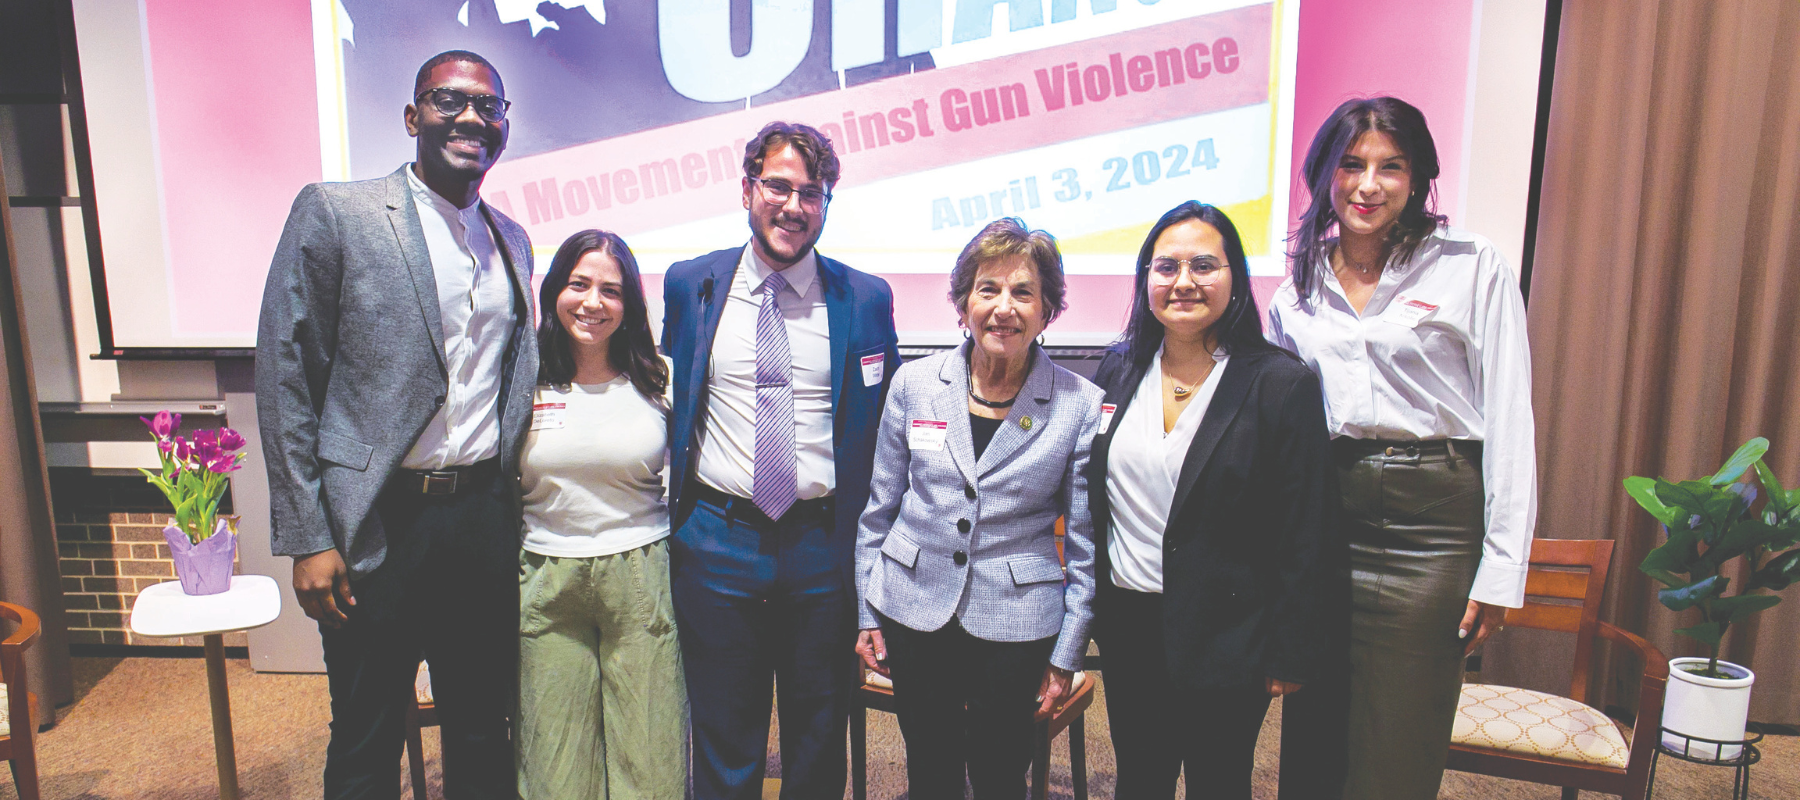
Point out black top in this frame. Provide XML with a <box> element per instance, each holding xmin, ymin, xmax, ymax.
<box><xmin>969</xmin><ymin>414</ymin><xmax>1004</xmax><ymax>460</ymax></box>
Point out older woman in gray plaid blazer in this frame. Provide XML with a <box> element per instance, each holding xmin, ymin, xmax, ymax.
<box><xmin>855</xmin><ymin>218</ymin><xmax>1102</xmax><ymax>800</ymax></box>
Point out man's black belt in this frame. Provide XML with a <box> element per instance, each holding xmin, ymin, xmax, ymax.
<box><xmin>395</xmin><ymin>457</ymin><xmax>500</xmax><ymax>496</ymax></box>
<box><xmin>687</xmin><ymin>481</ymin><xmax>834</xmax><ymax>526</ymax></box>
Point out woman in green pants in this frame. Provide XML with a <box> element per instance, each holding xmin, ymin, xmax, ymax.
<box><xmin>1268</xmin><ymin>96</ymin><xmax>1537</xmax><ymax>800</ymax></box>
<box><xmin>516</xmin><ymin>230</ymin><xmax>686</xmax><ymax>799</ymax></box>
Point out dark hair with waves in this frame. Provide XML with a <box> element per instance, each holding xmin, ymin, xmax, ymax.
<box><xmin>1286</xmin><ymin>96</ymin><xmax>1447</xmax><ymax>305</ymax></box>
<box><xmin>1118</xmin><ymin>201</ymin><xmax>1275</xmax><ymax>367</ymax></box>
<box><xmin>537</xmin><ymin>230</ymin><xmax>668</xmax><ymax>399</ymax></box>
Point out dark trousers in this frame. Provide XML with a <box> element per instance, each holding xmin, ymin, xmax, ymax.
<box><xmin>670</xmin><ymin>493</ymin><xmax>854</xmax><ymax>800</ymax></box>
<box><xmin>879</xmin><ymin>613</ymin><xmax>1056</xmax><ymax>800</ymax></box>
<box><xmin>1097</xmin><ymin>585</ymin><xmax>1269</xmax><ymax>800</ymax></box>
<box><xmin>319</xmin><ymin>461</ymin><xmax>518</xmax><ymax>800</ymax></box>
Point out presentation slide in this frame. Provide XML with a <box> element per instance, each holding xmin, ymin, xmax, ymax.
<box><xmin>74</xmin><ymin>0</ymin><xmax>1540</xmax><ymax>351</ymax></box>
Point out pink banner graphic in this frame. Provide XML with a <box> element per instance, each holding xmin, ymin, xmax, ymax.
<box><xmin>482</xmin><ymin>4</ymin><xmax>1272</xmax><ymax>249</ymax></box>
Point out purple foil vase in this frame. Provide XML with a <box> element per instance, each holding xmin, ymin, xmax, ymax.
<box><xmin>164</xmin><ymin>519</ymin><xmax>237</xmax><ymax>595</ymax></box>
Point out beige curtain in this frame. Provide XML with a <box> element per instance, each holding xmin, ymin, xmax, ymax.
<box><xmin>1486</xmin><ymin>0</ymin><xmax>1800</xmax><ymax>725</ymax></box>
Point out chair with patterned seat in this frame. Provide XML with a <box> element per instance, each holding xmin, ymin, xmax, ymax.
<box><xmin>1446</xmin><ymin>538</ymin><xmax>1669</xmax><ymax>800</ymax></box>
<box><xmin>1</xmin><ymin>601</ymin><xmax>43</xmax><ymax>800</ymax></box>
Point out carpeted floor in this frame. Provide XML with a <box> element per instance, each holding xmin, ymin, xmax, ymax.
<box><xmin>0</xmin><ymin>657</ymin><xmax>1792</xmax><ymax>799</ymax></box>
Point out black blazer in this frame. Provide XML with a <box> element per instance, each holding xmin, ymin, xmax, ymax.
<box><xmin>1086</xmin><ymin>343</ymin><xmax>1347</xmax><ymax>691</ymax></box>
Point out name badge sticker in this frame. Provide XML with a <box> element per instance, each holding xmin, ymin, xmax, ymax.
<box><xmin>909</xmin><ymin>419</ymin><xmax>948</xmax><ymax>451</ymax></box>
<box><xmin>861</xmin><ymin>352</ymin><xmax>886</xmax><ymax>387</ymax></box>
<box><xmin>1100</xmin><ymin>403</ymin><xmax>1117</xmax><ymax>434</ymax></box>
<box><xmin>531</xmin><ymin>402</ymin><xmax>566</xmax><ymax>431</ymax></box>
<box><xmin>1385</xmin><ymin>295</ymin><xmax>1440</xmax><ymax>328</ymax></box>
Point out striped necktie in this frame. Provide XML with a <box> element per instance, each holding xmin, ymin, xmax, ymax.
<box><xmin>751</xmin><ymin>270</ymin><xmax>797</xmax><ymax>520</ymax></box>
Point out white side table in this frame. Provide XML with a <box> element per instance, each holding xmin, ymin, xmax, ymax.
<box><xmin>129</xmin><ymin>575</ymin><xmax>281</xmax><ymax>800</ymax></box>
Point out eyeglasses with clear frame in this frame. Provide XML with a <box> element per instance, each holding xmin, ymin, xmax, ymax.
<box><xmin>415</xmin><ymin>87</ymin><xmax>512</xmax><ymax>123</ymax></box>
<box><xmin>1147</xmin><ymin>256</ymin><xmax>1227</xmax><ymax>286</ymax></box>
<box><xmin>749</xmin><ymin>177</ymin><xmax>832</xmax><ymax>212</ymax></box>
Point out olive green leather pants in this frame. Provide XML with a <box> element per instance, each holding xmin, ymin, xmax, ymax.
<box><xmin>1337</xmin><ymin>441</ymin><xmax>1484</xmax><ymax>800</ymax></box>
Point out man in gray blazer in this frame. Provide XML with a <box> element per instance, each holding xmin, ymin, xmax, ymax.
<box><xmin>256</xmin><ymin>50</ymin><xmax>535</xmax><ymax>798</ymax></box>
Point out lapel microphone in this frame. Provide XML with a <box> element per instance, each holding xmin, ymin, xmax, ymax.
<box><xmin>699</xmin><ymin>277</ymin><xmax>715</xmax><ymax>309</ymax></box>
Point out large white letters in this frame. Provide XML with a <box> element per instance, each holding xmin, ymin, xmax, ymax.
<box><xmin>660</xmin><ymin>0</ymin><xmax>815</xmax><ymax>102</ymax></box>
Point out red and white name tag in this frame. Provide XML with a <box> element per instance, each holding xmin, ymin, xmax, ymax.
<box><xmin>1100</xmin><ymin>403</ymin><xmax>1117</xmax><ymax>434</ymax></box>
<box><xmin>531</xmin><ymin>402</ymin><xmax>566</xmax><ymax>431</ymax></box>
<box><xmin>861</xmin><ymin>352</ymin><xmax>886</xmax><ymax>387</ymax></box>
<box><xmin>1386</xmin><ymin>294</ymin><xmax>1439</xmax><ymax>327</ymax></box>
<box><xmin>909</xmin><ymin>419</ymin><xmax>948</xmax><ymax>451</ymax></box>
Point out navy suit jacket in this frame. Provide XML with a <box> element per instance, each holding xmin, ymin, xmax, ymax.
<box><xmin>662</xmin><ymin>246</ymin><xmax>901</xmax><ymax>589</ymax></box>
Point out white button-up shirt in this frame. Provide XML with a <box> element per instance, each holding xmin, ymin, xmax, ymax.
<box><xmin>1106</xmin><ymin>347</ymin><xmax>1229</xmax><ymax>594</ymax></box>
<box><xmin>1267</xmin><ymin>226</ymin><xmax>1536</xmax><ymax>608</ymax></box>
<box><xmin>694</xmin><ymin>244</ymin><xmax>836</xmax><ymax>500</ymax></box>
<box><xmin>400</xmin><ymin>165</ymin><xmax>515</xmax><ymax>470</ymax></box>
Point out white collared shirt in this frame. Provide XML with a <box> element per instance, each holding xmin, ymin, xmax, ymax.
<box><xmin>694</xmin><ymin>244</ymin><xmax>836</xmax><ymax>500</ymax></box>
<box><xmin>1267</xmin><ymin>226</ymin><xmax>1537</xmax><ymax>608</ymax></box>
<box><xmin>1106</xmin><ymin>347</ymin><xmax>1229</xmax><ymax>593</ymax></box>
<box><xmin>400</xmin><ymin>165</ymin><xmax>515</xmax><ymax>470</ymax></box>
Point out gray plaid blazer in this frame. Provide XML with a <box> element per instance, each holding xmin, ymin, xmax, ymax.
<box><xmin>856</xmin><ymin>344</ymin><xmax>1102</xmax><ymax>671</ymax></box>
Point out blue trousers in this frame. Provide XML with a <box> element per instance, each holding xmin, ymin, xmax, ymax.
<box><xmin>670</xmin><ymin>494</ymin><xmax>855</xmax><ymax>800</ymax></box>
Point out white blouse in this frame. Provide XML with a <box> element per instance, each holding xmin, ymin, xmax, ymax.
<box><xmin>1266</xmin><ymin>225</ymin><xmax>1536</xmax><ymax>608</ymax></box>
<box><xmin>1105</xmin><ymin>347</ymin><xmax>1229</xmax><ymax>593</ymax></box>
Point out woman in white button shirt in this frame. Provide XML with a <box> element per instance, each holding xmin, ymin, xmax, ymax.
<box><xmin>1268</xmin><ymin>96</ymin><xmax>1537</xmax><ymax>800</ymax></box>
<box><xmin>516</xmin><ymin>230</ymin><xmax>686</xmax><ymax>799</ymax></box>
<box><xmin>1088</xmin><ymin>202</ymin><xmax>1343</xmax><ymax>799</ymax></box>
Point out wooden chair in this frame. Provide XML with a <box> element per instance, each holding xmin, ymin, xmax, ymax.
<box><xmin>1446</xmin><ymin>538</ymin><xmax>1669</xmax><ymax>800</ymax></box>
<box><xmin>403</xmin><ymin>660</ymin><xmax>437</xmax><ymax>800</ymax></box>
<box><xmin>849</xmin><ymin>669</ymin><xmax>1094</xmax><ymax>800</ymax></box>
<box><xmin>1</xmin><ymin>602</ymin><xmax>43</xmax><ymax>800</ymax></box>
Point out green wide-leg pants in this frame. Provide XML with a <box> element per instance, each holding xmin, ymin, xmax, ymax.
<box><xmin>517</xmin><ymin>540</ymin><xmax>688</xmax><ymax>800</ymax></box>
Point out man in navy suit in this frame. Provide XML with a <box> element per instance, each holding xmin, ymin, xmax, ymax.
<box><xmin>662</xmin><ymin>121</ymin><xmax>900</xmax><ymax>800</ymax></box>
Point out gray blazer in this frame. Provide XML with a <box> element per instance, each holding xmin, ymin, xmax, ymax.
<box><xmin>856</xmin><ymin>345</ymin><xmax>1102</xmax><ymax>671</ymax></box>
<box><xmin>255</xmin><ymin>166</ymin><xmax>537</xmax><ymax>577</ymax></box>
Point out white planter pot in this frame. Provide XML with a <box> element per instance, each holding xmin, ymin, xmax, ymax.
<box><xmin>1661</xmin><ymin>657</ymin><xmax>1755</xmax><ymax>760</ymax></box>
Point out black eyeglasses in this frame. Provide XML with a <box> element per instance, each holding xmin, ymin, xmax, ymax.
<box><xmin>416</xmin><ymin>87</ymin><xmax>511</xmax><ymax>123</ymax></box>
<box><xmin>750</xmin><ymin>177</ymin><xmax>832</xmax><ymax>212</ymax></box>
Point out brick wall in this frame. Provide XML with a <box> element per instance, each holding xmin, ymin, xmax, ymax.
<box><xmin>49</xmin><ymin>469</ymin><xmax>243</xmax><ymax>647</ymax></box>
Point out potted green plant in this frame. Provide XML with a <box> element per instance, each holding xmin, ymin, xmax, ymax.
<box><xmin>139</xmin><ymin>410</ymin><xmax>248</xmax><ymax>595</ymax></box>
<box><xmin>1625</xmin><ymin>437</ymin><xmax>1800</xmax><ymax>759</ymax></box>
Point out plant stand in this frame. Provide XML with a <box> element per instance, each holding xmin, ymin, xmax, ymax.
<box><xmin>1646</xmin><ymin>728</ymin><xmax>1763</xmax><ymax>800</ymax></box>
<box><xmin>128</xmin><ymin>575</ymin><xmax>280</xmax><ymax>800</ymax></box>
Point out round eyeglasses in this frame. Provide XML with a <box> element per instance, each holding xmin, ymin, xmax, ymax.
<box><xmin>1147</xmin><ymin>256</ymin><xmax>1226</xmax><ymax>286</ymax></box>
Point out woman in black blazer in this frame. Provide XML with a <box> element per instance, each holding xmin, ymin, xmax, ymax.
<box><xmin>1087</xmin><ymin>202</ymin><xmax>1347</xmax><ymax>799</ymax></box>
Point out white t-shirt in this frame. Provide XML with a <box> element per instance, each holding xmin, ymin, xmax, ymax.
<box><xmin>1105</xmin><ymin>347</ymin><xmax>1228</xmax><ymax>593</ymax></box>
<box><xmin>520</xmin><ymin>377</ymin><xmax>671</xmax><ymax>558</ymax></box>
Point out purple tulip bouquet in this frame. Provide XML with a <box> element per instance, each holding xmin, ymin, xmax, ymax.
<box><xmin>139</xmin><ymin>410</ymin><xmax>247</xmax><ymax>594</ymax></box>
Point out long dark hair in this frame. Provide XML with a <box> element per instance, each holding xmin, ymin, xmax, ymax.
<box><xmin>1118</xmin><ymin>201</ymin><xmax>1274</xmax><ymax>367</ymax></box>
<box><xmin>1286</xmin><ymin>96</ymin><xmax>1448</xmax><ymax>305</ymax></box>
<box><xmin>537</xmin><ymin>230</ymin><xmax>668</xmax><ymax>398</ymax></box>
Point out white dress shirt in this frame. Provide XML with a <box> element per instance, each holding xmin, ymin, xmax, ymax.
<box><xmin>694</xmin><ymin>244</ymin><xmax>836</xmax><ymax>500</ymax></box>
<box><xmin>1106</xmin><ymin>347</ymin><xmax>1228</xmax><ymax>593</ymax></box>
<box><xmin>1266</xmin><ymin>226</ymin><xmax>1536</xmax><ymax>608</ymax></box>
<box><xmin>400</xmin><ymin>165</ymin><xmax>516</xmax><ymax>470</ymax></box>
